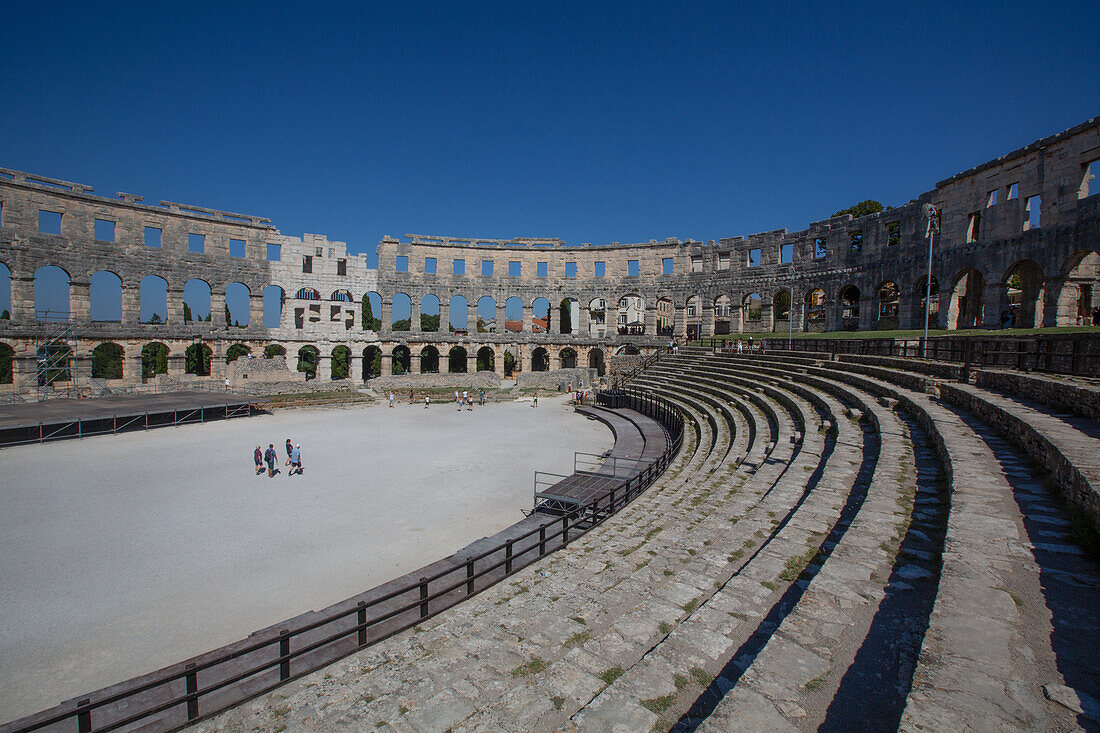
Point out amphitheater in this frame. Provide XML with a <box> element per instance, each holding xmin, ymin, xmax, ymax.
<box><xmin>0</xmin><ymin>119</ymin><xmax>1099</xmax><ymax>732</ymax></box>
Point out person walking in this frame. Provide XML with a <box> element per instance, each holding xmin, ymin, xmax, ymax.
<box><xmin>736</xmin><ymin>338</ymin><xmax>743</xmax><ymax>354</ymax></box>
<box><xmin>532</xmin><ymin>393</ymin><xmax>538</xmax><ymax>408</ymax></box>
<box><xmin>264</xmin><ymin>444</ymin><xmax>278</xmax><ymax>477</ymax></box>
<box><xmin>479</xmin><ymin>389</ymin><xmax>485</xmax><ymax>406</ymax></box>
<box><xmin>284</xmin><ymin>438</ymin><xmax>293</xmax><ymax>466</ymax></box>
<box><xmin>289</xmin><ymin>444</ymin><xmax>302</xmax><ymax>475</ymax></box>
<box><xmin>254</xmin><ymin>445</ymin><xmax>263</xmax><ymax>475</ymax></box>
<box><xmin>425</xmin><ymin>395</ymin><xmax>430</xmax><ymax>408</ymax></box>
<box><xmin>225</xmin><ymin>377</ymin><xmax>230</xmax><ymax>392</ymax></box>
<box><xmin>388</xmin><ymin>392</ymin><xmax>396</xmax><ymax>408</ymax></box>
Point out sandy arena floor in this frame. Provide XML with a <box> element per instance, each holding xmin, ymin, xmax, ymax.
<box><xmin>0</xmin><ymin>394</ymin><xmax>611</xmax><ymax>723</ymax></box>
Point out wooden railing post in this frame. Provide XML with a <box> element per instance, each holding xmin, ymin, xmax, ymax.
<box><xmin>77</xmin><ymin>699</ymin><xmax>91</xmax><ymax>733</ymax></box>
<box><xmin>419</xmin><ymin>577</ymin><xmax>429</xmax><ymax>618</ymax></box>
<box><xmin>466</xmin><ymin>558</ymin><xmax>475</xmax><ymax>595</ymax></box>
<box><xmin>185</xmin><ymin>662</ymin><xmax>199</xmax><ymax>720</ymax></box>
<box><xmin>357</xmin><ymin>601</ymin><xmax>367</xmax><ymax>646</ymax></box>
<box><xmin>279</xmin><ymin>630</ymin><xmax>290</xmax><ymax>681</ymax></box>
<box><xmin>562</xmin><ymin>514</ymin><xmax>570</xmax><ymax>545</ymax></box>
<box><xmin>539</xmin><ymin>526</ymin><xmax>546</xmax><ymax>556</ymax></box>
<box><xmin>505</xmin><ymin>541</ymin><xmax>513</xmax><ymax>574</ymax></box>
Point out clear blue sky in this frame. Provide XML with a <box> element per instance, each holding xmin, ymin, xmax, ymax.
<box><xmin>2</xmin><ymin>0</ymin><xmax>1098</xmax><ymax>274</ymax></box>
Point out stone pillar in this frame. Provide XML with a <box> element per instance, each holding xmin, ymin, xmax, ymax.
<box><xmin>167</xmin><ymin>352</ymin><xmax>186</xmax><ymax>377</ymax></box>
<box><xmin>496</xmin><ymin>303</ymin><xmax>506</xmax><ymax>335</ymax></box>
<box><xmin>730</xmin><ymin>307</ymin><xmax>743</xmax><ymax>334</ymax></box>
<box><xmin>857</xmin><ymin>298</ymin><xmax>874</xmax><ymax>331</ymax></box>
<box><xmin>702</xmin><ymin>301</ymin><xmax>715</xmax><ymax>338</ymax></box>
<box><xmin>12</xmin><ymin>354</ymin><xmax>36</xmax><ymax>394</ymax></box>
<box><xmin>762</xmin><ymin>302</ymin><xmax>775</xmax><ymax>333</ymax></box>
<box><xmin>644</xmin><ymin>305</ymin><xmax>656</xmax><ymax>338</ymax></box>
<box><xmin>317</xmin><ymin>355</ymin><xmax>332</xmax><ymax>381</ymax></box>
<box><xmin>10</xmin><ymin>274</ymin><xmax>35</xmax><ymax>324</ymax></box>
<box><xmin>439</xmin><ymin>301</ymin><xmax>449</xmax><ymax>333</ymax></box>
<box><xmin>494</xmin><ymin>346</ymin><xmax>506</xmax><ymax>377</ymax></box>
<box><xmin>121</xmin><ymin>284</ymin><xmax>141</xmax><ymax>326</ymax></box>
<box><xmin>380</xmin><ymin>298</ymin><xmax>391</xmax><ymax>335</ymax></box>
<box><xmin>410</xmin><ymin>298</ymin><xmax>421</xmax><ymax>333</ymax></box>
<box><xmin>467</xmin><ymin>353</ymin><xmax>478</xmax><ymax>373</ymax></box>
<box><xmin>167</xmin><ymin>288</ymin><xmax>186</xmax><ymax>325</ymax></box>
<box><xmin>982</xmin><ymin>283</ymin><xmax>1010</xmax><ymax>329</ymax></box>
<box><xmin>70</xmin><ymin>280</ymin><xmax>91</xmax><ymax>324</ymax></box>
<box><xmin>380</xmin><ymin>353</ymin><xmax>393</xmax><ymax>376</ymax></box>
<box><xmin>125</xmin><ymin>347</ymin><xmax>144</xmax><ymax>385</ymax></box>
<box><xmin>674</xmin><ymin>304</ymin><xmax>687</xmax><ymax>339</ymax></box>
<box><xmin>211</xmin><ymin>290</ymin><xmax>227</xmax><ymax>328</ymax></box>
<box><xmin>249</xmin><ymin>293</ymin><xmax>264</xmax><ymax>328</ymax></box>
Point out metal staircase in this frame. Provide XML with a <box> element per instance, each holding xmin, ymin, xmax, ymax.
<box><xmin>35</xmin><ymin>313</ymin><xmax>76</xmax><ymax>400</ymax></box>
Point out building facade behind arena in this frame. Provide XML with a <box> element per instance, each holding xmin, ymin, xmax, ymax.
<box><xmin>1</xmin><ymin>118</ymin><xmax>1098</xmax><ymax>397</ymax></box>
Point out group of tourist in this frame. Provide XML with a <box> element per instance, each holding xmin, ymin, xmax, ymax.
<box><xmin>254</xmin><ymin>438</ymin><xmax>302</xmax><ymax>477</ymax></box>
<box><xmin>728</xmin><ymin>337</ymin><xmax>766</xmax><ymax>354</ymax></box>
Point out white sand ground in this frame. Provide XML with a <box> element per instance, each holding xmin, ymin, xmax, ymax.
<box><xmin>0</xmin><ymin>395</ymin><xmax>611</xmax><ymax>723</ymax></box>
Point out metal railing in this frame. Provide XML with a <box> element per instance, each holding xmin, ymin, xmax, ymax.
<box><xmin>0</xmin><ymin>389</ymin><xmax>683</xmax><ymax>733</ymax></box>
<box><xmin>612</xmin><ymin>349</ymin><xmax>665</xmax><ymax>389</ymax></box>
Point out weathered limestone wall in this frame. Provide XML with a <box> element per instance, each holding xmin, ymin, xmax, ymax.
<box><xmin>514</xmin><ymin>367</ymin><xmax>596</xmax><ymax>389</ymax></box>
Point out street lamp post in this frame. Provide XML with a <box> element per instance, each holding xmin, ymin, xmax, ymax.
<box><xmin>788</xmin><ymin>275</ymin><xmax>794</xmax><ymax>351</ymax></box>
<box><xmin>922</xmin><ymin>203</ymin><xmax>941</xmax><ymax>358</ymax></box>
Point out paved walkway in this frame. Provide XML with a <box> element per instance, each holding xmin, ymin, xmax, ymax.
<box><xmin>0</xmin><ymin>396</ymin><xmax>609</xmax><ymax>723</ymax></box>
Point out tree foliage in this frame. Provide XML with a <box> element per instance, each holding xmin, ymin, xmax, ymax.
<box><xmin>91</xmin><ymin>342</ymin><xmax>124</xmax><ymax>379</ymax></box>
<box><xmin>141</xmin><ymin>343</ymin><xmax>169</xmax><ymax>379</ymax></box>
<box><xmin>559</xmin><ymin>300</ymin><xmax>572</xmax><ymax>334</ymax></box>
<box><xmin>503</xmin><ymin>351</ymin><xmax>516</xmax><ymax>376</ymax></box>
<box><xmin>297</xmin><ymin>346</ymin><xmax>319</xmax><ymax>379</ymax></box>
<box><xmin>362</xmin><ymin>296</ymin><xmax>381</xmax><ymax>330</ymax></box>
<box><xmin>0</xmin><ymin>343</ymin><xmax>15</xmax><ymax>383</ymax></box>
<box><xmin>331</xmin><ymin>346</ymin><xmax>350</xmax><ymax>379</ymax></box>
<box><xmin>225</xmin><ymin>343</ymin><xmax>251</xmax><ymax>363</ymax></box>
<box><xmin>185</xmin><ymin>343</ymin><xmax>212</xmax><ymax>376</ymax></box>
<box><xmin>832</xmin><ymin>200</ymin><xmax>884</xmax><ymax>218</ymax></box>
<box><xmin>420</xmin><ymin>313</ymin><xmax>440</xmax><ymax>331</ymax></box>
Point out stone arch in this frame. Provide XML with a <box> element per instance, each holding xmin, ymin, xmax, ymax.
<box><xmin>656</xmin><ymin>297</ymin><xmax>674</xmax><ymax>337</ymax></box>
<box><xmin>449</xmin><ymin>295</ymin><xmax>468</xmax><ymax>332</ymax></box>
<box><xmin>589</xmin><ymin>296</ymin><xmax>609</xmax><ymax>337</ymax></box>
<box><xmin>559</xmin><ymin>298</ymin><xmax>579</xmax><ymax>335</ymax></box>
<box><xmin>448</xmin><ymin>345</ymin><xmax>468</xmax><ymax>373</ymax></box>
<box><xmin>617</xmin><ymin>293</ymin><xmax>645</xmax><ymax>335</ymax></box>
<box><xmin>362</xmin><ymin>291</ymin><xmax>382</xmax><ymax>331</ymax></box>
<box><xmin>532</xmin><ymin>297</ymin><xmax>550</xmax><ymax>333</ymax></box>
<box><xmin>1003</xmin><ymin>260</ymin><xmax>1045</xmax><ymax>328</ymax></box>
<box><xmin>772</xmin><ymin>290</ymin><xmax>791</xmax><ymax>332</ymax></box>
<box><xmin>477</xmin><ymin>296</ymin><xmax>496</xmax><ymax>333</ymax></box>
<box><xmin>185</xmin><ymin>343</ymin><xmax>213</xmax><ymax>376</ymax></box>
<box><xmin>330</xmin><ymin>289</ymin><xmax>353</xmax><ymax>302</ymax></box>
<box><xmin>140</xmin><ymin>274</ymin><xmax>168</xmax><ymax>324</ymax></box>
<box><xmin>362</xmin><ymin>345</ymin><xmax>382</xmax><ymax>379</ymax></box>
<box><xmin>914</xmin><ymin>276</ymin><xmax>940</xmax><ymax>329</ymax></box>
<box><xmin>713</xmin><ymin>295</ymin><xmax>732</xmax><ymax>335</ymax></box>
<box><xmin>141</xmin><ymin>342</ymin><xmax>169</xmax><ymax>378</ymax></box>
<box><xmin>37</xmin><ymin>342</ymin><xmax>72</xmax><ymax>385</ymax></box>
<box><xmin>225</xmin><ymin>343</ymin><xmax>251</xmax><ymax>363</ymax></box>
<box><xmin>1057</xmin><ymin>251</ymin><xmax>1100</xmax><ymax>325</ymax></box>
<box><xmin>264</xmin><ymin>343</ymin><xmax>287</xmax><ymax>359</ymax></box>
<box><xmin>505</xmin><ymin>296</ymin><xmax>523</xmax><ymax>332</ymax></box>
<box><xmin>531</xmin><ymin>346</ymin><xmax>550</xmax><ymax>371</ymax></box>
<box><xmin>476</xmin><ymin>346</ymin><xmax>495</xmax><ymax>372</ymax></box>
<box><xmin>91</xmin><ymin>342</ymin><xmax>124</xmax><ymax>380</ymax></box>
<box><xmin>685</xmin><ymin>295</ymin><xmax>702</xmax><ymax>339</ymax></box>
<box><xmin>875</xmin><ymin>280</ymin><xmax>900</xmax><ymax>329</ymax></box>
<box><xmin>263</xmin><ymin>285</ymin><xmax>284</xmax><ymax>328</ymax></box>
<box><xmin>295</xmin><ymin>287</ymin><xmax>320</xmax><ymax>300</ymax></box>
<box><xmin>296</xmin><ymin>345</ymin><xmax>319</xmax><ymax>379</ymax></box>
<box><xmin>804</xmin><ymin>288</ymin><xmax>826</xmax><ymax>331</ymax></box>
<box><xmin>34</xmin><ymin>265</ymin><xmax>70</xmax><ymax>320</ymax></box>
<box><xmin>615</xmin><ymin>344</ymin><xmax>641</xmax><ymax>356</ymax></box>
<box><xmin>840</xmin><ymin>285</ymin><xmax>861</xmax><ymax>329</ymax></box>
<box><xmin>330</xmin><ymin>345</ymin><xmax>351</xmax><ymax>379</ymax></box>
<box><xmin>503</xmin><ymin>349</ymin><xmax>517</xmax><ymax>377</ymax></box>
<box><xmin>742</xmin><ymin>292</ymin><xmax>762</xmax><ymax>325</ymax></box>
<box><xmin>391</xmin><ymin>345</ymin><xmax>411</xmax><ymax>374</ymax></box>
<box><xmin>420</xmin><ymin>345</ymin><xmax>440</xmax><ymax>373</ymax></box>
<box><xmin>184</xmin><ymin>279</ymin><xmax>212</xmax><ymax>323</ymax></box>
<box><xmin>225</xmin><ymin>282</ymin><xmax>250</xmax><ymax>327</ymax></box>
<box><xmin>0</xmin><ymin>342</ymin><xmax>13</xmax><ymax>383</ymax></box>
<box><xmin>560</xmin><ymin>347</ymin><xmax>578</xmax><ymax>369</ymax></box>
<box><xmin>588</xmin><ymin>347</ymin><xmax>606</xmax><ymax>376</ymax></box>
<box><xmin>421</xmin><ymin>294</ymin><xmax>441</xmax><ymax>332</ymax></box>
<box><xmin>89</xmin><ymin>270</ymin><xmax>122</xmax><ymax>322</ymax></box>
<box><xmin>948</xmin><ymin>268</ymin><xmax>985</xmax><ymax>330</ymax></box>
<box><xmin>392</xmin><ymin>293</ymin><xmax>412</xmax><ymax>331</ymax></box>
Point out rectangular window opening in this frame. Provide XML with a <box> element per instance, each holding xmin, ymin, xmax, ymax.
<box><xmin>337</xmin><ymin>258</ymin><xmax>347</xmax><ymax>276</ymax></box>
<box><xmin>717</xmin><ymin>252</ymin><xmax>730</xmax><ymax>270</ymax></box>
<box><xmin>94</xmin><ymin>219</ymin><xmax>115</xmax><ymax>242</ymax></box>
<box><xmin>966</xmin><ymin>212</ymin><xmax>981</xmax><ymax>242</ymax></box>
<box><xmin>691</xmin><ymin>256</ymin><xmax>703</xmax><ymax>273</ymax></box>
<box><xmin>662</xmin><ymin>258</ymin><xmax>674</xmax><ymax>275</ymax></box>
<box><xmin>144</xmin><ymin>226</ymin><xmax>162</xmax><ymax>248</ymax></box>
<box><xmin>987</xmin><ymin>189</ymin><xmax>999</xmax><ymax>207</ymax></box>
<box><xmin>229</xmin><ymin>238</ymin><xmax>246</xmax><ymax>258</ymax></box>
<box><xmin>188</xmin><ymin>233</ymin><xmax>205</xmax><ymax>253</ymax></box>
<box><xmin>1081</xmin><ymin>160</ymin><xmax>1100</xmax><ymax>199</ymax></box>
<box><xmin>849</xmin><ymin>231</ymin><xmax>863</xmax><ymax>253</ymax></box>
<box><xmin>425</xmin><ymin>257</ymin><xmax>437</xmax><ymax>274</ymax></box>
<box><xmin>508</xmin><ymin>261</ymin><xmax>521</xmax><ymax>277</ymax></box>
<box><xmin>396</xmin><ymin>255</ymin><xmax>409</xmax><ymax>272</ymax></box>
<box><xmin>537</xmin><ymin>261</ymin><xmax>548</xmax><ymax>278</ymax></box>
<box><xmin>748</xmin><ymin>248</ymin><xmax>761</xmax><ymax>267</ymax></box>
<box><xmin>565</xmin><ymin>262</ymin><xmax>577</xmax><ymax>278</ymax></box>
<box><xmin>38</xmin><ymin>210</ymin><xmax>62</xmax><ymax>234</ymax></box>
<box><xmin>481</xmin><ymin>260</ymin><xmax>494</xmax><ymax>277</ymax></box>
<box><xmin>303</xmin><ymin>255</ymin><xmax>313</xmax><ymax>274</ymax></box>
<box><xmin>453</xmin><ymin>258</ymin><xmax>465</xmax><ymax>275</ymax></box>
<box><xmin>1007</xmin><ymin>182</ymin><xmax>1019</xmax><ymax>200</ymax></box>
<box><xmin>814</xmin><ymin>237</ymin><xmax>827</xmax><ymax>258</ymax></box>
<box><xmin>627</xmin><ymin>260</ymin><xmax>639</xmax><ymax>277</ymax></box>
<box><xmin>594</xmin><ymin>261</ymin><xmax>606</xmax><ymax>277</ymax></box>
<box><xmin>266</xmin><ymin>243</ymin><xmax>281</xmax><ymax>261</ymax></box>
<box><xmin>886</xmin><ymin>222</ymin><xmax>900</xmax><ymax>247</ymax></box>
<box><xmin>780</xmin><ymin>243</ymin><xmax>793</xmax><ymax>263</ymax></box>
<box><xmin>1024</xmin><ymin>196</ymin><xmax>1041</xmax><ymax>230</ymax></box>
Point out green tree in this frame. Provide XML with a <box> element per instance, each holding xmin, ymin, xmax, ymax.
<box><xmin>833</xmin><ymin>200</ymin><xmax>884</xmax><ymax>218</ymax></box>
<box><xmin>183</xmin><ymin>302</ymin><xmax>193</xmax><ymax>322</ymax></box>
<box><xmin>225</xmin><ymin>344</ymin><xmax>250</xmax><ymax>363</ymax></box>
<box><xmin>420</xmin><ymin>313</ymin><xmax>440</xmax><ymax>331</ymax></box>
<box><xmin>362</xmin><ymin>296</ymin><xmax>381</xmax><ymax>330</ymax></box>
<box><xmin>147</xmin><ymin>312</ymin><xmax>163</xmax><ymax>324</ymax></box>
<box><xmin>0</xmin><ymin>343</ymin><xmax>14</xmax><ymax>383</ymax></box>
<box><xmin>224</xmin><ymin>303</ymin><xmax>232</xmax><ymax>326</ymax></box>
<box><xmin>91</xmin><ymin>342</ymin><xmax>124</xmax><ymax>379</ymax></box>
<box><xmin>296</xmin><ymin>346</ymin><xmax>319</xmax><ymax>379</ymax></box>
<box><xmin>331</xmin><ymin>346</ymin><xmax>350</xmax><ymax>379</ymax></box>
<box><xmin>392</xmin><ymin>318</ymin><xmax>411</xmax><ymax>331</ymax></box>
<box><xmin>185</xmin><ymin>344</ymin><xmax>212</xmax><ymax>375</ymax></box>
<box><xmin>141</xmin><ymin>343</ymin><xmax>169</xmax><ymax>378</ymax></box>
<box><xmin>559</xmin><ymin>301</ymin><xmax>572</xmax><ymax>334</ymax></box>
<box><xmin>774</xmin><ymin>291</ymin><xmax>791</xmax><ymax>319</ymax></box>
<box><xmin>264</xmin><ymin>344</ymin><xmax>286</xmax><ymax>359</ymax></box>
<box><xmin>503</xmin><ymin>350</ymin><xmax>516</xmax><ymax>376</ymax></box>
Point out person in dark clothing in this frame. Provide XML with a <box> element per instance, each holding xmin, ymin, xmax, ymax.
<box><xmin>284</xmin><ymin>438</ymin><xmax>293</xmax><ymax>466</ymax></box>
<box><xmin>254</xmin><ymin>446</ymin><xmax>264</xmax><ymax>475</ymax></box>
<box><xmin>264</xmin><ymin>444</ymin><xmax>278</xmax><ymax>477</ymax></box>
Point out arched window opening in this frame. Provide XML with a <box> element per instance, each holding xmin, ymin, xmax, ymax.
<box><xmin>263</xmin><ymin>285</ymin><xmax>284</xmax><ymax>328</ymax></box>
<box><xmin>588</xmin><ymin>348</ymin><xmax>605</xmax><ymax>376</ymax></box>
<box><xmin>391</xmin><ymin>293</ymin><xmax>412</xmax><ymax>331</ymax></box>
<box><xmin>449</xmin><ymin>295</ymin><xmax>468</xmax><ymax>333</ymax></box>
<box><xmin>531</xmin><ymin>347</ymin><xmax>550</xmax><ymax>371</ymax></box>
<box><xmin>421</xmin><ymin>294</ymin><xmax>440</xmax><ymax>332</ymax></box>
<box><xmin>477</xmin><ymin>296</ymin><xmax>496</xmax><ymax>333</ymax></box>
<box><xmin>184</xmin><ymin>279</ymin><xmax>212</xmax><ymax>322</ymax></box>
<box><xmin>503</xmin><ymin>350</ymin><xmax>516</xmax><ymax>376</ymax></box>
<box><xmin>840</xmin><ymin>285</ymin><xmax>861</xmax><ymax>329</ymax></box>
<box><xmin>296</xmin><ymin>288</ymin><xmax>320</xmax><ymax>300</ymax></box>
<box><xmin>141</xmin><ymin>342</ymin><xmax>169</xmax><ymax>379</ymax></box>
<box><xmin>362</xmin><ymin>346</ymin><xmax>382</xmax><ymax>380</ymax></box>
<box><xmin>617</xmin><ymin>294</ymin><xmax>645</xmax><ymax>335</ymax></box>
<box><xmin>420</xmin><ymin>346</ymin><xmax>440</xmax><ymax>373</ymax></box>
<box><xmin>559</xmin><ymin>298</ymin><xmax>579</xmax><ymax>335</ymax></box>
<box><xmin>532</xmin><ymin>298</ymin><xmax>550</xmax><ymax>333</ymax></box>
<box><xmin>476</xmin><ymin>346</ymin><xmax>495</xmax><ymax>372</ymax></box>
<box><xmin>225</xmin><ymin>344</ymin><xmax>251</xmax><ymax>363</ymax></box>
<box><xmin>331</xmin><ymin>345</ymin><xmax>351</xmax><ymax>379</ymax></box>
<box><xmin>296</xmin><ymin>345</ymin><xmax>319</xmax><ymax>379</ymax></box>
<box><xmin>140</xmin><ymin>275</ymin><xmax>168</xmax><ymax>324</ymax></box>
<box><xmin>226</xmin><ymin>282</ymin><xmax>250</xmax><ymax>327</ymax></box>
<box><xmin>264</xmin><ymin>344</ymin><xmax>286</xmax><ymax>359</ymax></box>
<box><xmin>91</xmin><ymin>342</ymin><xmax>124</xmax><ymax>380</ymax></box>
<box><xmin>34</xmin><ymin>266</ymin><xmax>70</xmax><ymax>321</ymax></box>
<box><xmin>0</xmin><ymin>342</ymin><xmax>14</xmax><ymax>383</ymax></box>
<box><xmin>391</xmin><ymin>345</ymin><xmax>411</xmax><ymax>374</ymax></box>
<box><xmin>362</xmin><ymin>292</ymin><xmax>382</xmax><ymax>331</ymax></box>
<box><xmin>89</xmin><ymin>271</ymin><xmax>122</xmax><ymax>322</ymax></box>
<box><xmin>185</xmin><ymin>343</ymin><xmax>213</xmax><ymax>376</ymax></box>
<box><xmin>560</xmin><ymin>347</ymin><xmax>577</xmax><ymax>369</ymax></box>
<box><xmin>448</xmin><ymin>346</ymin><xmax>468</xmax><ymax>373</ymax></box>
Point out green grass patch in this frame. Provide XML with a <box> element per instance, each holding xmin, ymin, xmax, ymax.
<box><xmin>564</xmin><ymin>630</ymin><xmax>591</xmax><ymax>648</ymax></box>
<box><xmin>690</xmin><ymin>667</ymin><xmax>713</xmax><ymax>687</ymax></box>
<box><xmin>551</xmin><ymin>696</ymin><xmax>565</xmax><ymax>711</ymax></box>
<box><xmin>804</xmin><ymin>676</ymin><xmax>826</xmax><ymax>691</ymax></box>
<box><xmin>682</xmin><ymin>598</ymin><xmax>699</xmax><ymax>614</ymax></box>
<box><xmin>511</xmin><ymin>657</ymin><xmax>548</xmax><ymax>677</ymax></box>
<box><xmin>599</xmin><ymin>666</ymin><xmax>624</xmax><ymax>685</ymax></box>
<box><xmin>641</xmin><ymin>694</ymin><xmax>677</xmax><ymax>714</ymax></box>
<box><xmin>658</xmin><ymin>621</ymin><xmax>673</xmax><ymax>634</ymax></box>
<box><xmin>779</xmin><ymin>547</ymin><xmax>819</xmax><ymax>582</ymax></box>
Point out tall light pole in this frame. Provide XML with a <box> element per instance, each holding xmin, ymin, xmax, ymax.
<box><xmin>922</xmin><ymin>203</ymin><xmax>940</xmax><ymax>358</ymax></box>
<box><xmin>788</xmin><ymin>274</ymin><xmax>794</xmax><ymax>350</ymax></box>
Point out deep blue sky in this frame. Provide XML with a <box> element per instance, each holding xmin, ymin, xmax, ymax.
<box><xmin>2</xmin><ymin>1</ymin><xmax>1098</xmax><ymax>270</ymax></box>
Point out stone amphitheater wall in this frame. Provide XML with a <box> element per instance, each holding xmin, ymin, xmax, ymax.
<box><xmin>1</xmin><ymin>117</ymin><xmax>1098</xmax><ymax>396</ymax></box>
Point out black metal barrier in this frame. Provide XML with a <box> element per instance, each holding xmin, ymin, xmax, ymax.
<box><xmin>1</xmin><ymin>390</ymin><xmax>683</xmax><ymax>733</ymax></box>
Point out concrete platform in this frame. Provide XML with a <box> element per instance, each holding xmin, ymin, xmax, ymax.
<box><xmin>0</xmin><ymin>394</ymin><xmax>611</xmax><ymax>723</ymax></box>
